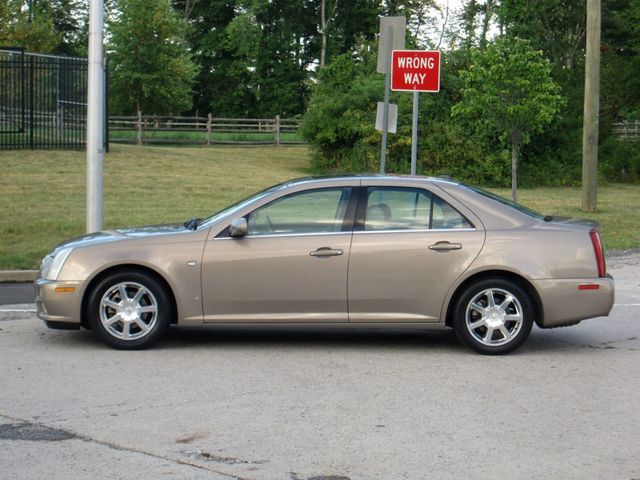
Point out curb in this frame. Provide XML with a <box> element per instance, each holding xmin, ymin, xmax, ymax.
<box><xmin>0</xmin><ymin>271</ymin><xmax>38</xmax><ymax>283</ymax></box>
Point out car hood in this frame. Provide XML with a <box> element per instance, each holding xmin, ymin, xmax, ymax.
<box><xmin>52</xmin><ymin>223</ymin><xmax>187</xmax><ymax>252</ymax></box>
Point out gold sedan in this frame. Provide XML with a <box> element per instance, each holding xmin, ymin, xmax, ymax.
<box><xmin>36</xmin><ymin>176</ymin><xmax>614</xmax><ymax>354</ymax></box>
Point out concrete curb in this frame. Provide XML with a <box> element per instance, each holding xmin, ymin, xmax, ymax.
<box><xmin>0</xmin><ymin>271</ymin><xmax>38</xmax><ymax>283</ymax></box>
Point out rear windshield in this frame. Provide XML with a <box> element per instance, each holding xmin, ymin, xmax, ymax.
<box><xmin>463</xmin><ymin>184</ymin><xmax>546</xmax><ymax>221</ymax></box>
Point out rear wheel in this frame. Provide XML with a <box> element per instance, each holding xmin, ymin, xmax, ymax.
<box><xmin>453</xmin><ymin>278</ymin><xmax>533</xmax><ymax>355</ymax></box>
<box><xmin>87</xmin><ymin>271</ymin><xmax>171</xmax><ymax>349</ymax></box>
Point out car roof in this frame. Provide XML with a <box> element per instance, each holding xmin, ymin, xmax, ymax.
<box><xmin>281</xmin><ymin>174</ymin><xmax>461</xmax><ymax>188</ymax></box>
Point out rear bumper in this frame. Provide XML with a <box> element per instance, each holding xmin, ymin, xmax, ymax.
<box><xmin>35</xmin><ymin>279</ymin><xmax>82</xmax><ymax>326</ymax></box>
<box><xmin>536</xmin><ymin>275</ymin><xmax>614</xmax><ymax>328</ymax></box>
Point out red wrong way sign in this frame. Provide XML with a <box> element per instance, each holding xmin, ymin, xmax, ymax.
<box><xmin>391</xmin><ymin>50</ymin><xmax>441</xmax><ymax>92</ymax></box>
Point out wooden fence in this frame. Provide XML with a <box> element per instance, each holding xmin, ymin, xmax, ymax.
<box><xmin>612</xmin><ymin>121</ymin><xmax>640</xmax><ymax>141</ymax></box>
<box><xmin>108</xmin><ymin>113</ymin><xmax>304</xmax><ymax>146</ymax></box>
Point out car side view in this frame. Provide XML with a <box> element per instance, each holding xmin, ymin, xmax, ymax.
<box><xmin>36</xmin><ymin>176</ymin><xmax>614</xmax><ymax>354</ymax></box>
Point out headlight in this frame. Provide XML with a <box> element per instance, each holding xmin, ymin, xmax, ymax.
<box><xmin>41</xmin><ymin>247</ymin><xmax>73</xmax><ymax>281</ymax></box>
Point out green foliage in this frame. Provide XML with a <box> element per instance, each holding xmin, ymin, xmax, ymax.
<box><xmin>452</xmin><ymin>37</ymin><xmax>564</xmax><ymax>197</ymax></box>
<box><xmin>600</xmin><ymin>137</ymin><xmax>640</xmax><ymax>182</ymax></box>
<box><xmin>453</xmin><ymin>37</ymin><xmax>563</xmax><ymax>146</ymax></box>
<box><xmin>108</xmin><ymin>0</ymin><xmax>198</xmax><ymax>114</ymax></box>
<box><xmin>0</xmin><ymin>0</ymin><xmax>60</xmax><ymax>52</ymax></box>
<box><xmin>302</xmin><ymin>48</ymin><xmax>509</xmax><ymax>183</ymax></box>
<box><xmin>301</xmin><ymin>52</ymin><xmax>376</xmax><ymax>164</ymax></box>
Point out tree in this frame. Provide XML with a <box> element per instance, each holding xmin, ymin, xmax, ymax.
<box><xmin>0</xmin><ymin>0</ymin><xmax>60</xmax><ymax>52</ymax></box>
<box><xmin>108</xmin><ymin>0</ymin><xmax>198</xmax><ymax>114</ymax></box>
<box><xmin>250</xmin><ymin>0</ymin><xmax>318</xmax><ymax>117</ymax></box>
<box><xmin>452</xmin><ymin>37</ymin><xmax>564</xmax><ymax>201</ymax></box>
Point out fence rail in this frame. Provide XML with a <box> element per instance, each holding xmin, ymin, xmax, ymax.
<box><xmin>109</xmin><ymin>113</ymin><xmax>304</xmax><ymax>146</ymax></box>
<box><xmin>612</xmin><ymin>121</ymin><xmax>640</xmax><ymax>141</ymax></box>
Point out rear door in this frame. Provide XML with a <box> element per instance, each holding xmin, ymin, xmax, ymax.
<box><xmin>348</xmin><ymin>184</ymin><xmax>485</xmax><ymax>323</ymax></box>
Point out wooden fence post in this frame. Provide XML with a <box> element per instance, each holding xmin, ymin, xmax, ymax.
<box><xmin>206</xmin><ymin>113</ymin><xmax>212</xmax><ymax>146</ymax></box>
<box><xmin>275</xmin><ymin>114</ymin><xmax>280</xmax><ymax>145</ymax></box>
<box><xmin>136</xmin><ymin>110</ymin><xmax>143</xmax><ymax>145</ymax></box>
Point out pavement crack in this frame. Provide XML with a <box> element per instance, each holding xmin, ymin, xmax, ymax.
<box><xmin>585</xmin><ymin>337</ymin><xmax>640</xmax><ymax>352</ymax></box>
<box><xmin>0</xmin><ymin>413</ymin><xmax>252</xmax><ymax>480</ymax></box>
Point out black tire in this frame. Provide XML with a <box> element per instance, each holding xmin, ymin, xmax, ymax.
<box><xmin>87</xmin><ymin>271</ymin><xmax>172</xmax><ymax>349</ymax></box>
<box><xmin>452</xmin><ymin>278</ymin><xmax>534</xmax><ymax>355</ymax></box>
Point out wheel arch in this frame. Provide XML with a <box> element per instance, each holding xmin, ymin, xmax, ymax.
<box><xmin>80</xmin><ymin>264</ymin><xmax>178</xmax><ymax>329</ymax></box>
<box><xmin>444</xmin><ymin>269</ymin><xmax>544</xmax><ymax>328</ymax></box>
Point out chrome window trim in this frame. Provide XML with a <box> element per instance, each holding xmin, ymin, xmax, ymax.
<box><xmin>213</xmin><ymin>231</ymin><xmax>353</xmax><ymax>241</ymax></box>
<box><xmin>353</xmin><ymin>227</ymin><xmax>477</xmax><ymax>235</ymax></box>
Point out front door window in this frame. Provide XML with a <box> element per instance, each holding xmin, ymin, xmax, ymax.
<box><xmin>247</xmin><ymin>188</ymin><xmax>352</xmax><ymax>236</ymax></box>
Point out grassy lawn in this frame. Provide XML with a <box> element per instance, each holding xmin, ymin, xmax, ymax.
<box><xmin>0</xmin><ymin>143</ymin><xmax>638</xmax><ymax>269</ymax></box>
<box><xmin>490</xmin><ymin>185</ymin><xmax>640</xmax><ymax>252</ymax></box>
<box><xmin>0</xmin><ymin>144</ymin><xmax>309</xmax><ymax>269</ymax></box>
<box><xmin>109</xmin><ymin>130</ymin><xmax>303</xmax><ymax>144</ymax></box>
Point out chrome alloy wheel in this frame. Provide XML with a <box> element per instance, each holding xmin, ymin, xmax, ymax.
<box><xmin>464</xmin><ymin>288</ymin><xmax>524</xmax><ymax>347</ymax></box>
<box><xmin>99</xmin><ymin>282</ymin><xmax>158</xmax><ymax>340</ymax></box>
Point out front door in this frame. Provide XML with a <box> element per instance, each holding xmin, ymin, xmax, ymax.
<box><xmin>201</xmin><ymin>187</ymin><xmax>354</xmax><ymax>322</ymax></box>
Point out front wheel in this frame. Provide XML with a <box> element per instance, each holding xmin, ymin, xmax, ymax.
<box><xmin>87</xmin><ymin>271</ymin><xmax>172</xmax><ymax>349</ymax></box>
<box><xmin>453</xmin><ymin>278</ymin><xmax>534</xmax><ymax>355</ymax></box>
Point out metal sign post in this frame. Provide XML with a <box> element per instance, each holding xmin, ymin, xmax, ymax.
<box><xmin>377</xmin><ymin>17</ymin><xmax>405</xmax><ymax>174</ymax></box>
<box><xmin>411</xmin><ymin>91</ymin><xmax>419</xmax><ymax>175</ymax></box>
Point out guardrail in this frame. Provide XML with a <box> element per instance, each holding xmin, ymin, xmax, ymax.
<box><xmin>109</xmin><ymin>113</ymin><xmax>304</xmax><ymax>146</ymax></box>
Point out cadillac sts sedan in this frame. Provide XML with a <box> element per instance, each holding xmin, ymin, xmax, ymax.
<box><xmin>36</xmin><ymin>176</ymin><xmax>614</xmax><ymax>354</ymax></box>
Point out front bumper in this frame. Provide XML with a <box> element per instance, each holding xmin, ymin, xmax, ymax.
<box><xmin>35</xmin><ymin>278</ymin><xmax>83</xmax><ymax>327</ymax></box>
<box><xmin>535</xmin><ymin>274</ymin><xmax>615</xmax><ymax>328</ymax></box>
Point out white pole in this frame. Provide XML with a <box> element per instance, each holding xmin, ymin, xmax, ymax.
<box><xmin>410</xmin><ymin>90</ymin><xmax>419</xmax><ymax>175</ymax></box>
<box><xmin>86</xmin><ymin>0</ymin><xmax>105</xmax><ymax>233</ymax></box>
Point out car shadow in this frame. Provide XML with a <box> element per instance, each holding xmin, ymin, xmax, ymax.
<box><xmin>39</xmin><ymin>323</ymin><xmax>609</xmax><ymax>356</ymax></box>
<box><xmin>157</xmin><ymin>325</ymin><xmax>465</xmax><ymax>353</ymax></box>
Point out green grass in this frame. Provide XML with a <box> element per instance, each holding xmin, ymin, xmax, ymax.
<box><xmin>490</xmin><ymin>185</ymin><xmax>640</xmax><ymax>251</ymax></box>
<box><xmin>0</xmin><ymin>144</ymin><xmax>638</xmax><ymax>269</ymax></box>
<box><xmin>109</xmin><ymin>129</ymin><xmax>303</xmax><ymax>144</ymax></box>
<box><xmin>0</xmin><ymin>144</ymin><xmax>310</xmax><ymax>269</ymax></box>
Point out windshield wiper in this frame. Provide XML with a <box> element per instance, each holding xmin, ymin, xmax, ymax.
<box><xmin>543</xmin><ymin>215</ymin><xmax>553</xmax><ymax>222</ymax></box>
<box><xmin>184</xmin><ymin>218</ymin><xmax>201</xmax><ymax>231</ymax></box>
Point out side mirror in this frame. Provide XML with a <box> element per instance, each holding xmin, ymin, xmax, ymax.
<box><xmin>228</xmin><ymin>217</ymin><xmax>247</xmax><ymax>237</ymax></box>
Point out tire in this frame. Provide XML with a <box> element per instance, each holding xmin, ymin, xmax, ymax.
<box><xmin>452</xmin><ymin>278</ymin><xmax>534</xmax><ymax>355</ymax></box>
<box><xmin>87</xmin><ymin>271</ymin><xmax>172</xmax><ymax>349</ymax></box>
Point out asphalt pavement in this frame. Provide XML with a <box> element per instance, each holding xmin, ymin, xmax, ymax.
<box><xmin>0</xmin><ymin>283</ymin><xmax>34</xmax><ymax>305</ymax></box>
<box><xmin>0</xmin><ymin>252</ymin><xmax>639</xmax><ymax>480</ymax></box>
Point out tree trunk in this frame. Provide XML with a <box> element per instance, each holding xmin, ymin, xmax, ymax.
<box><xmin>480</xmin><ymin>0</ymin><xmax>493</xmax><ymax>50</ymax></box>
<box><xmin>320</xmin><ymin>0</ymin><xmax>327</xmax><ymax>68</ymax></box>
<box><xmin>511</xmin><ymin>131</ymin><xmax>521</xmax><ymax>202</ymax></box>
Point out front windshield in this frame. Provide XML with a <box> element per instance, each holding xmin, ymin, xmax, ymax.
<box><xmin>197</xmin><ymin>181</ymin><xmax>291</xmax><ymax>228</ymax></box>
<box><xmin>463</xmin><ymin>184</ymin><xmax>546</xmax><ymax>220</ymax></box>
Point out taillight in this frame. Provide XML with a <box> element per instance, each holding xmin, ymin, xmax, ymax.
<box><xmin>589</xmin><ymin>228</ymin><xmax>606</xmax><ymax>278</ymax></box>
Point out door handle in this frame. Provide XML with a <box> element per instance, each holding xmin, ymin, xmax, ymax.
<box><xmin>310</xmin><ymin>247</ymin><xmax>344</xmax><ymax>257</ymax></box>
<box><xmin>428</xmin><ymin>241</ymin><xmax>462</xmax><ymax>251</ymax></box>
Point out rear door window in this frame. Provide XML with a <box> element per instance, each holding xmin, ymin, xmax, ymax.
<box><xmin>363</xmin><ymin>187</ymin><xmax>472</xmax><ymax>231</ymax></box>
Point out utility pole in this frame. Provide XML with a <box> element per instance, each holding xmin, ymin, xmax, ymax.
<box><xmin>86</xmin><ymin>0</ymin><xmax>105</xmax><ymax>232</ymax></box>
<box><xmin>581</xmin><ymin>0</ymin><xmax>600</xmax><ymax>213</ymax></box>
